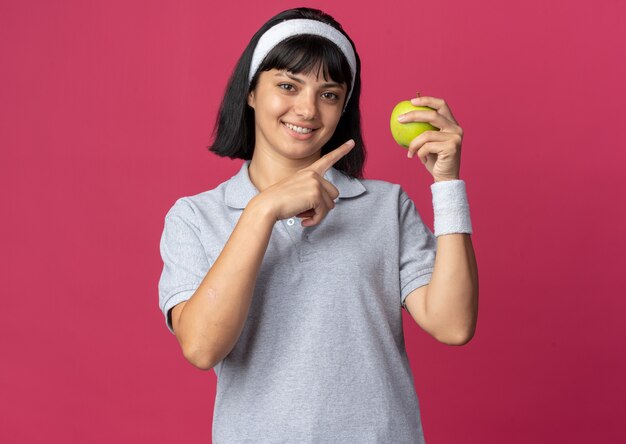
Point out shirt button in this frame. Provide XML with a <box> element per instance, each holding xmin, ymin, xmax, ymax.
<box><xmin>287</xmin><ymin>218</ymin><xmax>295</xmax><ymax>226</ymax></box>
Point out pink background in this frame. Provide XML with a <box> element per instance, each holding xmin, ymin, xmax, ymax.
<box><xmin>2</xmin><ymin>0</ymin><xmax>625</xmax><ymax>442</ymax></box>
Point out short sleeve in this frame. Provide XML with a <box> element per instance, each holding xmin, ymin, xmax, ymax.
<box><xmin>398</xmin><ymin>189</ymin><xmax>437</xmax><ymax>308</ymax></box>
<box><xmin>158</xmin><ymin>198</ymin><xmax>212</xmax><ymax>335</ymax></box>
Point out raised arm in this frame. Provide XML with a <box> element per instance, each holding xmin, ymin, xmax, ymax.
<box><xmin>173</xmin><ymin>198</ymin><xmax>275</xmax><ymax>370</ymax></box>
<box><xmin>173</xmin><ymin>141</ymin><xmax>356</xmax><ymax>370</ymax></box>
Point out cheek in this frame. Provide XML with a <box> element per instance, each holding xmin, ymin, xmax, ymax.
<box><xmin>323</xmin><ymin>111</ymin><xmax>342</xmax><ymax>132</ymax></box>
<box><xmin>264</xmin><ymin>95</ymin><xmax>289</xmax><ymax>116</ymax></box>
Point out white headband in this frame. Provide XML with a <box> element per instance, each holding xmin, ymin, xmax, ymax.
<box><xmin>248</xmin><ymin>18</ymin><xmax>357</xmax><ymax>112</ymax></box>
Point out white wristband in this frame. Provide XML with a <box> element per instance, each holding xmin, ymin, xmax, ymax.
<box><xmin>431</xmin><ymin>179</ymin><xmax>473</xmax><ymax>237</ymax></box>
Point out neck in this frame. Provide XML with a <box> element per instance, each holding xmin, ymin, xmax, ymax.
<box><xmin>248</xmin><ymin>149</ymin><xmax>322</xmax><ymax>192</ymax></box>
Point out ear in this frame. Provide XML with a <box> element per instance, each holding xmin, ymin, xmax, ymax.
<box><xmin>247</xmin><ymin>90</ymin><xmax>255</xmax><ymax>109</ymax></box>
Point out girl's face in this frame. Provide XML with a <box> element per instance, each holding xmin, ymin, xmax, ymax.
<box><xmin>247</xmin><ymin>67</ymin><xmax>347</xmax><ymax>162</ymax></box>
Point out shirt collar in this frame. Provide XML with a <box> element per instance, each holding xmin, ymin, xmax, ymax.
<box><xmin>225</xmin><ymin>160</ymin><xmax>366</xmax><ymax>210</ymax></box>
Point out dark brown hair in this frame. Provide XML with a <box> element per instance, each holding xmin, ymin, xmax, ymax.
<box><xmin>206</xmin><ymin>7</ymin><xmax>366</xmax><ymax>179</ymax></box>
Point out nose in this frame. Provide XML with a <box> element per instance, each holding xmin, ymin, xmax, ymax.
<box><xmin>293</xmin><ymin>90</ymin><xmax>317</xmax><ymax>120</ymax></box>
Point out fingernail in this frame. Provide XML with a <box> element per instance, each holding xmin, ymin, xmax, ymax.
<box><xmin>397</xmin><ymin>114</ymin><xmax>406</xmax><ymax>121</ymax></box>
<box><xmin>347</xmin><ymin>139</ymin><xmax>355</xmax><ymax>146</ymax></box>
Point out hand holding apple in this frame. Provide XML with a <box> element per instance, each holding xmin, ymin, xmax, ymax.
<box><xmin>392</xmin><ymin>95</ymin><xmax>465</xmax><ymax>182</ymax></box>
<box><xmin>390</xmin><ymin>101</ymin><xmax>439</xmax><ymax>147</ymax></box>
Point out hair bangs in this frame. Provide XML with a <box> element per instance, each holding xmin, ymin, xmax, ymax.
<box><xmin>251</xmin><ymin>35</ymin><xmax>352</xmax><ymax>94</ymax></box>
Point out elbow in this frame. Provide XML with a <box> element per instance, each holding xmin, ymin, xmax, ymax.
<box><xmin>178</xmin><ymin>327</ymin><xmax>233</xmax><ymax>371</ymax></box>
<box><xmin>438</xmin><ymin>300</ymin><xmax>479</xmax><ymax>346</ymax></box>
<box><xmin>182</xmin><ymin>345</ymin><xmax>216</xmax><ymax>371</ymax></box>
<box><xmin>435</xmin><ymin>324</ymin><xmax>476</xmax><ymax>346</ymax></box>
<box><xmin>441</xmin><ymin>327</ymin><xmax>475</xmax><ymax>346</ymax></box>
<box><xmin>176</xmin><ymin>329</ymin><xmax>217</xmax><ymax>371</ymax></box>
<box><xmin>447</xmin><ymin>333</ymin><xmax>474</xmax><ymax>346</ymax></box>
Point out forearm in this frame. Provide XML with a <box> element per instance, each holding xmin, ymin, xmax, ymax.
<box><xmin>426</xmin><ymin>232</ymin><xmax>479</xmax><ymax>344</ymax></box>
<box><xmin>178</xmin><ymin>196</ymin><xmax>275</xmax><ymax>368</ymax></box>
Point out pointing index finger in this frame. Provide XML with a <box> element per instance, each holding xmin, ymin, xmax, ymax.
<box><xmin>307</xmin><ymin>139</ymin><xmax>355</xmax><ymax>176</ymax></box>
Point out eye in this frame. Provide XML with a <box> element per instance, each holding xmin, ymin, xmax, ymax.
<box><xmin>278</xmin><ymin>83</ymin><xmax>295</xmax><ymax>91</ymax></box>
<box><xmin>322</xmin><ymin>92</ymin><xmax>340</xmax><ymax>101</ymax></box>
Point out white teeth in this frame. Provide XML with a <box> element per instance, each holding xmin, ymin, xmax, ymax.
<box><xmin>284</xmin><ymin>122</ymin><xmax>313</xmax><ymax>134</ymax></box>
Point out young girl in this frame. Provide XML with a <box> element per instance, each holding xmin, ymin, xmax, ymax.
<box><xmin>158</xmin><ymin>7</ymin><xmax>478</xmax><ymax>443</ymax></box>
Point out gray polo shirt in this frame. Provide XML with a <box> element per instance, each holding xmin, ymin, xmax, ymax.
<box><xmin>158</xmin><ymin>160</ymin><xmax>437</xmax><ymax>443</ymax></box>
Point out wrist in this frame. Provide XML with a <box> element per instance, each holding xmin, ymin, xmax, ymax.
<box><xmin>431</xmin><ymin>179</ymin><xmax>473</xmax><ymax>237</ymax></box>
<box><xmin>434</xmin><ymin>176</ymin><xmax>460</xmax><ymax>183</ymax></box>
<box><xmin>246</xmin><ymin>196</ymin><xmax>278</xmax><ymax>225</ymax></box>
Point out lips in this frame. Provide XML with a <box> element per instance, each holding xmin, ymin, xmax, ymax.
<box><xmin>281</xmin><ymin>121</ymin><xmax>319</xmax><ymax>131</ymax></box>
<box><xmin>281</xmin><ymin>121</ymin><xmax>318</xmax><ymax>140</ymax></box>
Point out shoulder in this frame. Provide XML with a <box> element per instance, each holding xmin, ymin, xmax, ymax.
<box><xmin>163</xmin><ymin>180</ymin><xmax>232</xmax><ymax>232</ymax></box>
<box><xmin>166</xmin><ymin>179</ymin><xmax>229</xmax><ymax>214</ymax></box>
<box><xmin>356</xmin><ymin>176</ymin><xmax>409</xmax><ymax>205</ymax></box>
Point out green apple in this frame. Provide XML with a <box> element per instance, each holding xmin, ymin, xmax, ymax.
<box><xmin>390</xmin><ymin>100</ymin><xmax>439</xmax><ymax>148</ymax></box>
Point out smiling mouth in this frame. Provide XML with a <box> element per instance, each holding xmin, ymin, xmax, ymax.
<box><xmin>282</xmin><ymin>121</ymin><xmax>318</xmax><ymax>134</ymax></box>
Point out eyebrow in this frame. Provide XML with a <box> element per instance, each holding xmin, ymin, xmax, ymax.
<box><xmin>274</xmin><ymin>71</ymin><xmax>345</xmax><ymax>89</ymax></box>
